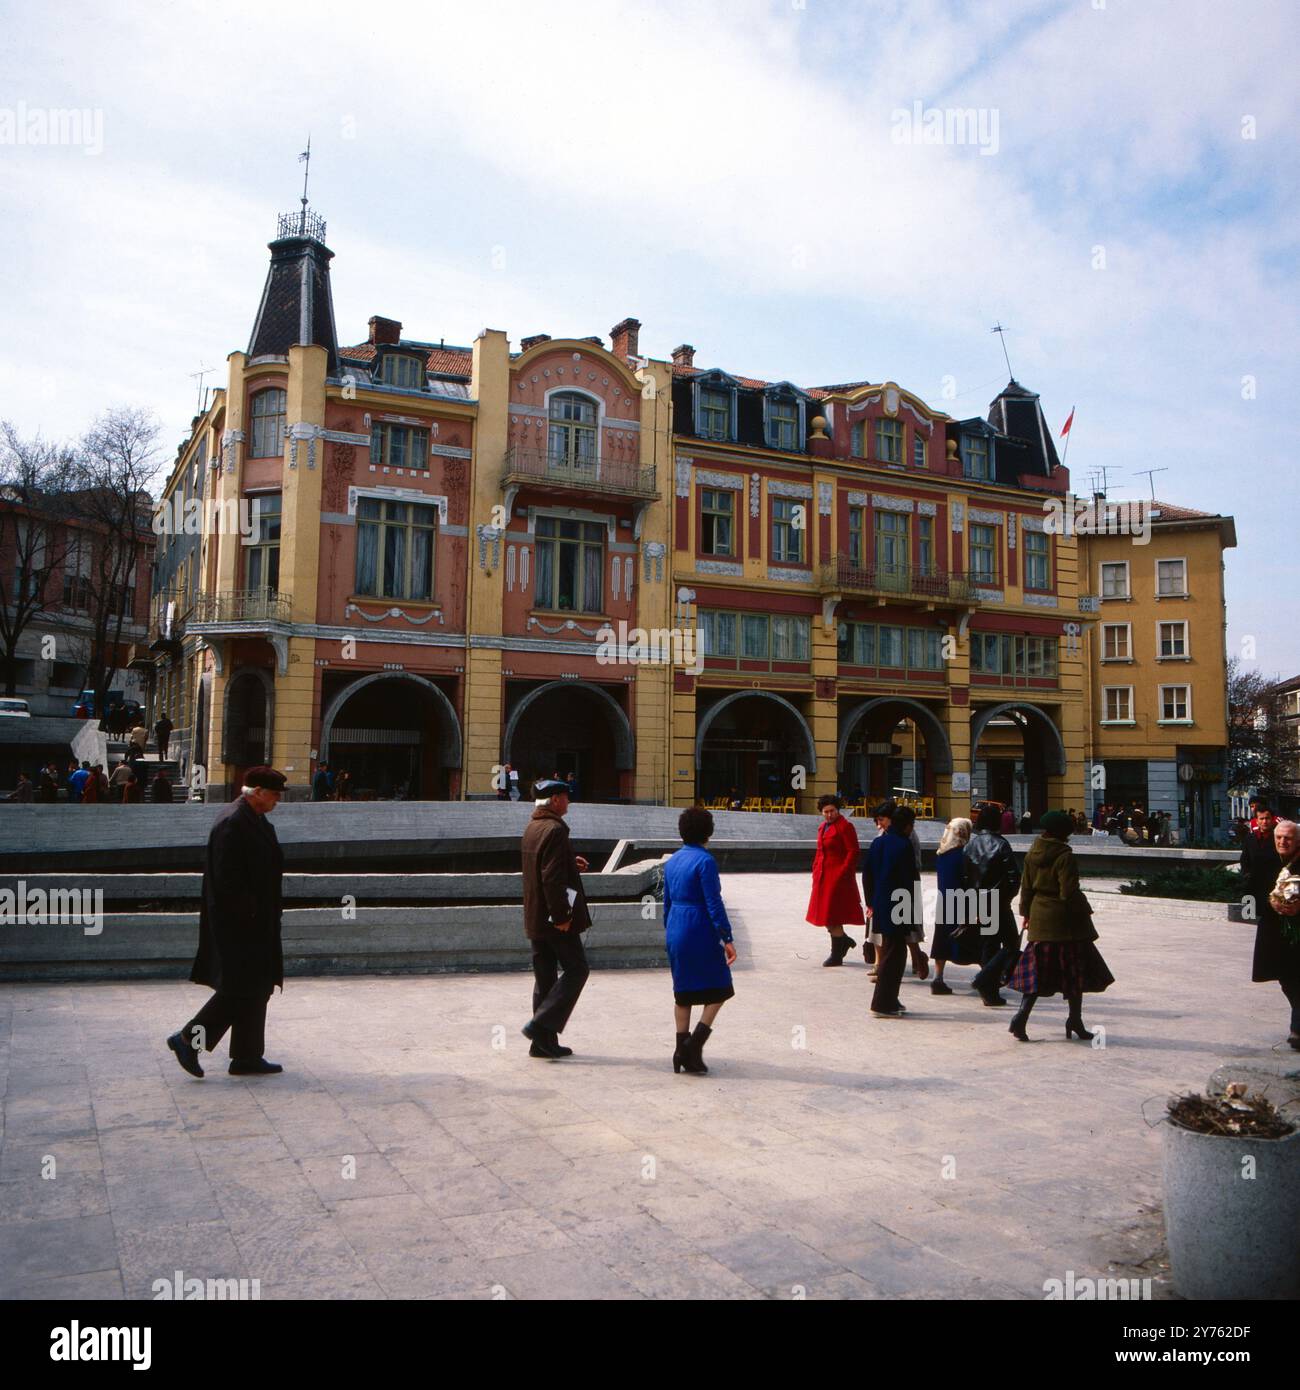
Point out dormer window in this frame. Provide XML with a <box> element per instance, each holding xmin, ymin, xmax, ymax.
<box><xmin>875</xmin><ymin>418</ymin><xmax>904</xmax><ymax>464</ymax></box>
<box><xmin>376</xmin><ymin>353</ymin><xmax>426</xmax><ymax>390</ymax></box>
<box><xmin>764</xmin><ymin>391</ymin><xmax>806</xmax><ymax>451</ymax></box>
<box><xmin>698</xmin><ymin>387</ymin><xmax>733</xmax><ymax>441</ymax></box>
<box><xmin>962</xmin><ymin>433</ymin><xmax>993</xmax><ymax>480</ymax></box>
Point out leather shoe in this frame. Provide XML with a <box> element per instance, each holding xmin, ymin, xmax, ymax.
<box><xmin>530</xmin><ymin>1041</ymin><xmax>573</xmax><ymax>1058</ymax></box>
<box><xmin>166</xmin><ymin>1031</ymin><xmax>203</xmax><ymax>1078</ymax></box>
<box><xmin>229</xmin><ymin>1058</ymin><xmax>283</xmax><ymax>1075</ymax></box>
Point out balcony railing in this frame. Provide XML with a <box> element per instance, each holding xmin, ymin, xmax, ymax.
<box><xmin>502</xmin><ymin>448</ymin><xmax>658</xmax><ymax>498</ymax></box>
<box><xmin>189</xmin><ymin>589</ymin><xmax>292</xmax><ymax>624</ymax></box>
<box><xmin>822</xmin><ymin>555</ymin><xmax>975</xmax><ymax>603</ymax></box>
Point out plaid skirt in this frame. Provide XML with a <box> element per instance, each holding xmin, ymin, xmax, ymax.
<box><xmin>1008</xmin><ymin>940</ymin><xmax>1114</xmax><ymax>997</ymax></box>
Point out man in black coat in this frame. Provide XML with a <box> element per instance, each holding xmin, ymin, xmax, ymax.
<box><xmin>1240</xmin><ymin>806</ymin><xmax>1300</xmax><ymax>1049</ymax></box>
<box><xmin>167</xmin><ymin>766</ymin><xmax>287</xmax><ymax>1078</ymax></box>
<box><xmin>964</xmin><ymin>803</ymin><xmax>1022</xmax><ymax>1007</ymax></box>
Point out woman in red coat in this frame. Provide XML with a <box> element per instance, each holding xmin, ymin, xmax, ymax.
<box><xmin>807</xmin><ymin>794</ymin><xmax>865</xmax><ymax>965</ymax></box>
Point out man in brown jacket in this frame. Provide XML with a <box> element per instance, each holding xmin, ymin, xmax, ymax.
<box><xmin>520</xmin><ymin>778</ymin><xmax>591</xmax><ymax>1059</ymax></box>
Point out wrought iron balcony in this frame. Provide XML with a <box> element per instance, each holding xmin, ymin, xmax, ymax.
<box><xmin>502</xmin><ymin>448</ymin><xmax>658</xmax><ymax>499</ymax></box>
<box><xmin>189</xmin><ymin>589</ymin><xmax>292</xmax><ymax>625</ymax></box>
<box><xmin>822</xmin><ymin>555</ymin><xmax>975</xmax><ymax>603</ymax></box>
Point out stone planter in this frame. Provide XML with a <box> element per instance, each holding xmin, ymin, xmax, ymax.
<box><xmin>1162</xmin><ymin>1119</ymin><xmax>1300</xmax><ymax>1299</ymax></box>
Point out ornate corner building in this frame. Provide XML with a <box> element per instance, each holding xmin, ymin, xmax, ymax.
<box><xmin>147</xmin><ymin>206</ymin><xmax>1231</xmax><ymax>819</ymax></box>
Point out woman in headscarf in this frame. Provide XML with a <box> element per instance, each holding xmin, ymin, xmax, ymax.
<box><xmin>1008</xmin><ymin>810</ymin><xmax>1114</xmax><ymax>1041</ymax></box>
<box><xmin>807</xmin><ymin>794</ymin><xmax>865</xmax><ymax>966</ymax></box>
<box><xmin>929</xmin><ymin>816</ymin><xmax>974</xmax><ymax>995</ymax></box>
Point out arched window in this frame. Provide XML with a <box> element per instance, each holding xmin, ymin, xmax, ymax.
<box><xmin>249</xmin><ymin>388</ymin><xmax>287</xmax><ymax>458</ymax></box>
<box><xmin>547</xmin><ymin>392</ymin><xmax>597</xmax><ymax>474</ymax></box>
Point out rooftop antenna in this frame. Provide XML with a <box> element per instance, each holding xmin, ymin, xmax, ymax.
<box><xmin>990</xmin><ymin>322</ymin><xmax>1014</xmax><ymax>381</ymax></box>
<box><xmin>1133</xmin><ymin>466</ymin><xmax>1169</xmax><ymax>500</ymax></box>
<box><xmin>299</xmin><ymin>135</ymin><xmax>312</xmax><ymax>214</ymax></box>
<box><xmin>190</xmin><ymin>363</ymin><xmax>214</xmax><ymax>415</ymax></box>
<box><xmin>1087</xmin><ymin>464</ymin><xmax>1117</xmax><ymax>498</ymax></box>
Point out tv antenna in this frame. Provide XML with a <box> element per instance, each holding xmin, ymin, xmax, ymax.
<box><xmin>299</xmin><ymin>135</ymin><xmax>312</xmax><ymax>211</ymax></box>
<box><xmin>990</xmin><ymin>322</ymin><xmax>1014</xmax><ymax>380</ymax></box>
<box><xmin>1087</xmin><ymin>465</ymin><xmax>1117</xmax><ymax>498</ymax></box>
<box><xmin>1133</xmin><ymin>467</ymin><xmax>1169</xmax><ymax>500</ymax></box>
<box><xmin>190</xmin><ymin>363</ymin><xmax>214</xmax><ymax>415</ymax></box>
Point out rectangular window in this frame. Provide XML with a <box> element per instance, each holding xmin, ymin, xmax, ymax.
<box><xmin>771</xmin><ymin>616</ymin><xmax>809</xmax><ymax>661</ymax></box>
<box><xmin>1103</xmin><ymin>687</ymin><xmax>1133</xmax><ymax>722</ymax></box>
<box><xmin>969</xmin><ymin>524</ymin><xmax>997</xmax><ymax>581</ymax></box>
<box><xmin>1102</xmin><ymin>623</ymin><xmax>1130</xmax><ymax>660</ymax></box>
<box><xmin>244</xmin><ymin>493</ymin><xmax>282</xmax><ymax>594</ymax></box>
<box><xmin>838</xmin><ymin>622</ymin><xmax>876</xmax><ymax>666</ymax></box>
<box><xmin>962</xmin><ymin>435</ymin><xmax>991</xmax><ymax>480</ymax></box>
<box><xmin>1100</xmin><ymin>561</ymin><xmax>1129</xmax><ymax>599</ymax></box>
<box><xmin>1157</xmin><ymin>558</ymin><xmax>1187</xmax><ymax>597</ymax></box>
<box><xmin>249</xmin><ymin>389</ymin><xmax>287</xmax><ymax>458</ymax></box>
<box><xmin>700</xmin><ymin>488</ymin><xmax>734</xmax><ymax>556</ymax></box>
<box><xmin>771</xmin><ymin>498</ymin><xmax>805</xmax><ymax>564</ymax></box>
<box><xmin>378</xmin><ymin>354</ymin><xmax>425</xmax><ymax>389</ymax></box>
<box><xmin>767</xmin><ymin>399</ymin><xmax>799</xmax><ymax>450</ymax></box>
<box><xmin>850</xmin><ymin>422</ymin><xmax>865</xmax><ymax>458</ymax></box>
<box><xmin>874</xmin><ymin>510</ymin><xmax>909</xmax><ymax>576</ymax></box>
<box><xmin>906</xmin><ymin>629</ymin><xmax>943</xmax><ymax>670</ymax></box>
<box><xmin>913</xmin><ymin>434</ymin><xmax>927</xmax><ymax>468</ymax></box>
<box><xmin>875</xmin><ymin>418</ymin><xmax>904</xmax><ymax>464</ymax></box>
<box><xmin>699</xmin><ymin>609</ymin><xmax>736</xmax><ymax>657</ymax></box>
<box><xmin>533</xmin><ymin>516</ymin><xmax>603</xmax><ymax>613</ymax></box>
<box><xmin>1160</xmin><ymin>684</ymin><xmax>1190</xmax><ymax>721</ymax></box>
<box><xmin>917</xmin><ymin>516</ymin><xmax>934</xmax><ymax>573</ymax></box>
<box><xmin>848</xmin><ymin>506</ymin><xmax>864</xmax><ymax>566</ymax></box>
<box><xmin>699</xmin><ymin>388</ymin><xmax>731</xmax><ymax>440</ymax></box>
<box><xmin>741</xmin><ymin>614</ymin><xmax>769</xmax><ymax>659</ymax></box>
<box><xmin>62</xmin><ymin>535</ymin><xmax>91</xmax><ymax>612</ymax></box>
<box><xmin>970</xmin><ymin>633</ymin><xmax>1007</xmax><ymax>674</ymax></box>
<box><xmin>370</xmin><ymin>422</ymin><xmax>430</xmax><ymax>471</ymax></box>
<box><xmin>355</xmin><ymin>497</ymin><xmax>437</xmax><ymax>601</ymax></box>
<box><xmin>1024</xmin><ymin>530</ymin><xmax>1050</xmax><ymax>589</ymax></box>
<box><xmin>877</xmin><ymin>625</ymin><xmax>904</xmax><ymax>667</ymax></box>
<box><xmin>1158</xmin><ymin>620</ymin><xmax>1188</xmax><ymax>658</ymax></box>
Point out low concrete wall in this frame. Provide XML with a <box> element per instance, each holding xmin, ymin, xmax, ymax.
<box><xmin>0</xmin><ymin>901</ymin><xmax>667</xmax><ymax>982</ymax></box>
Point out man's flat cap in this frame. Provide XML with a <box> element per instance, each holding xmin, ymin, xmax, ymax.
<box><xmin>244</xmin><ymin>766</ymin><xmax>287</xmax><ymax>791</ymax></box>
<box><xmin>533</xmin><ymin>778</ymin><xmax>570</xmax><ymax>799</ymax></box>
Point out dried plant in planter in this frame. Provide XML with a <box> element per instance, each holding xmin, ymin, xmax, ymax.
<box><xmin>1167</xmin><ymin>1087</ymin><xmax>1295</xmax><ymax>1140</ymax></box>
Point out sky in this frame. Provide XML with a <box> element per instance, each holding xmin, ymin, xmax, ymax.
<box><xmin>1</xmin><ymin>0</ymin><xmax>1297</xmax><ymax>669</ymax></box>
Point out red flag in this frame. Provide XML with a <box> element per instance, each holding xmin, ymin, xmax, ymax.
<box><xmin>1060</xmin><ymin>407</ymin><xmax>1075</xmax><ymax>438</ymax></box>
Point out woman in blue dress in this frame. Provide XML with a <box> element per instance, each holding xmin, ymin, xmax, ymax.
<box><xmin>662</xmin><ymin>807</ymin><xmax>738</xmax><ymax>1074</ymax></box>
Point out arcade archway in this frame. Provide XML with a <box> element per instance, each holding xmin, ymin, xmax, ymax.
<box><xmin>504</xmin><ymin>680</ymin><xmax>634</xmax><ymax>802</ymax></box>
<box><xmin>695</xmin><ymin>690</ymin><xmax>816</xmax><ymax>803</ymax></box>
<box><xmin>970</xmin><ymin>701</ymin><xmax>1067</xmax><ymax>820</ymax></box>
<box><xmin>837</xmin><ymin>697</ymin><xmax>951</xmax><ymax>803</ymax></box>
<box><xmin>320</xmin><ymin>672</ymin><xmax>462</xmax><ymax>800</ymax></box>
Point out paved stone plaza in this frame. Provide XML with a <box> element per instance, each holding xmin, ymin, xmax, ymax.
<box><xmin>0</xmin><ymin>872</ymin><xmax>1290</xmax><ymax>1301</ymax></box>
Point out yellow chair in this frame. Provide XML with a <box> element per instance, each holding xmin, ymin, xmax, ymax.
<box><xmin>782</xmin><ymin>796</ymin><xmax>796</xmax><ymax>814</ymax></box>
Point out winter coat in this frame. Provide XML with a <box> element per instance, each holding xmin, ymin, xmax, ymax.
<box><xmin>520</xmin><ymin>805</ymin><xmax>591</xmax><ymax>940</ymax></box>
<box><xmin>1241</xmin><ymin>831</ymin><xmax>1299</xmax><ymax>983</ymax></box>
<box><xmin>663</xmin><ymin>844</ymin><xmax>734</xmax><ymax>993</ymax></box>
<box><xmin>1018</xmin><ymin>835</ymin><xmax>1096</xmax><ymax>943</ymax></box>
<box><xmin>190</xmin><ymin>796</ymin><xmax>284</xmax><ymax>996</ymax></box>
<box><xmin>862</xmin><ymin>825</ymin><xmax>920</xmax><ymax>936</ymax></box>
<box><xmin>806</xmin><ymin>813</ymin><xmax>865</xmax><ymax>927</ymax></box>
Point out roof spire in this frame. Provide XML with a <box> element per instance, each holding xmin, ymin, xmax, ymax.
<box><xmin>299</xmin><ymin>135</ymin><xmax>312</xmax><ymax>214</ymax></box>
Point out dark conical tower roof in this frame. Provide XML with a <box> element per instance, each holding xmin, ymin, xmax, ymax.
<box><xmin>247</xmin><ymin>209</ymin><xmax>339</xmax><ymax>371</ymax></box>
<box><xmin>987</xmin><ymin>378</ymin><xmax>1060</xmax><ymax>475</ymax></box>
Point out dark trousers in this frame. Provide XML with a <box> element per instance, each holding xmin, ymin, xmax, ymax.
<box><xmin>530</xmin><ymin>932</ymin><xmax>590</xmax><ymax>1036</ymax></box>
<box><xmin>972</xmin><ymin>916</ymin><xmax>1018</xmax><ymax>993</ymax></box>
<box><xmin>158</xmin><ymin>734</ymin><xmax>170</xmax><ymax>759</ymax></box>
<box><xmin>1281</xmin><ymin>974</ymin><xmax>1300</xmax><ymax>1035</ymax></box>
<box><xmin>184</xmin><ymin>991</ymin><xmax>270</xmax><ymax>1063</ymax></box>
<box><xmin>870</xmin><ymin>934</ymin><xmax>908</xmax><ymax>1013</ymax></box>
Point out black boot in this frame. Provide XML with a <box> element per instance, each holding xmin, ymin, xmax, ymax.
<box><xmin>673</xmin><ymin>1031</ymin><xmax>691</xmax><ymax>1073</ymax></box>
<box><xmin>1009</xmin><ymin>993</ymin><xmax>1037</xmax><ymax>1042</ymax></box>
<box><xmin>823</xmin><ymin>933</ymin><xmax>856</xmax><ymax>967</ymax></box>
<box><xmin>682</xmin><ymin>1022</ymin><xmax>711</xmax><ymax>1074</ymax></box>
<box><xmin>1064</xmin><ymin>991</ymin><xmax>1093</xmax><ymax>1040</ymax></box>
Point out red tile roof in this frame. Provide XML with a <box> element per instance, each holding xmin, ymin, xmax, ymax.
<box><xmin>1148</xmin><ymin>501</ymin><xmax>1221</xmax><ymax>521</ymax></box>
<box><xmin>340</xmin><ymin>342</ymin><xmax>473</xmax><ymax>379</ymax></box>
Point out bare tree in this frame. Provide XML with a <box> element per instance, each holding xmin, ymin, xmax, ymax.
<box><xmin>1226</xmin><ymin>657</ymin><xmax>1292</xmax><ymax>798</ymax></box>
<box><xmin>69</xmin><ymin>408</ymin><xmax>164</xmax><ymax>717</ymax></box>
<box><xmin>0</xmin><ymin>422</ymin><xmax>78</xmax><ymax>694</ymax></box>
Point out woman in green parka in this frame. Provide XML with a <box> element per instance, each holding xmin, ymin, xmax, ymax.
<box><xmin>1008</xmin><ymin>810</ymin><xmax>1114</xmax><ymax>1041</ymax></box>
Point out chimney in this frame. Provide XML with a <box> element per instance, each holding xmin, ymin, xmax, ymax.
<box><xmin>520</xmin><ymin>333</ymin><xmax>551</xmax><ymax>351</ymax></box>
<box><xmin>368</xmin><ymin>316</ymin><xmax>402</xmax><ymax>346</ymax></box>
<box><xmin>672</xmin><ymin>344</ymin><xmax>695</xmax><ymax>369</ymax></box>
<box><xmin>610</xmin><ymin>317</ymin><xmax>641</xmax><ymax>361</ymax></box>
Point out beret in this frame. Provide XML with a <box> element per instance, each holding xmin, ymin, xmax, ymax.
<box><xmin>533</xmin><ymin>778</ymin><xmax>570</xmax><ymax>799</ymax></box>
